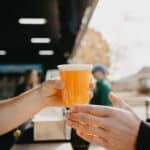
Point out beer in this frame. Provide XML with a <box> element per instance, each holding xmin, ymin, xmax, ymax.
<box><xmin>58</xmin><ymin>64</ymin><xmax>92</xmax><ymax>107</ymax></box>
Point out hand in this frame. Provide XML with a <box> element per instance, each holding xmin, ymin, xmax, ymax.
<box><xmin>38</xmin><ymin>80</ymin><xmax>93</xmax><ymax>107</ymax></box>
<box><xmin>66</xmin><ymin>92</ymin><xmax>141</xmax><ymax>150</ymax></box>
<box><xmin>38</xmin><ymin>80</ymin><xmax>64</xmax><ymax>106</ymax></box>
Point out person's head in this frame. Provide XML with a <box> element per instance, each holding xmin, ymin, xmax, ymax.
<box><xmin>24</xmin><ymin>69</ymin><xmax>39</xmax><ymax>85</ymax></box>
<box><xmin>92</xmin><ymin>65</ymin><xmax>108</xmax><ymax>80</ymax></box>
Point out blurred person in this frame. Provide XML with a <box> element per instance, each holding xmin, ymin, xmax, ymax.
<box><xmin>90</xmin><ymin>64</ymin><xmax>112</xmax><ymax>106</ymax></box>
<box><xmin>71</xmin><ymin>64</ymin><xmax>112</xmax><ymax>150</ymax></box>
<box><xmin>13</xmin><ymin>70</ymin><xmax>40</xmax><ymax>143</ymax></box>
<box><xmin>66</xmin><ymin>92</ymin><xmax>150</xmax><ymax>150</ymax></box>
<box><xmin>17</xmin><ymin>75</ymin><xmax>24</xmax><ymax>85</ymax></box>
<box><xmin>15</xmin><ymin>69</ymin><xmax>40</xmax><ymax>96</ymax></box>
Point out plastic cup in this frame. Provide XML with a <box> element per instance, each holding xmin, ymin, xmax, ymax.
<box><xmin>58</xmin><ymin>64</ymin><xmax>92</xmax><ymax>107</ymax></box>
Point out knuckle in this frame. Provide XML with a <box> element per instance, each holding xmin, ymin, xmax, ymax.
<box><xmin>79</xmin><ymin>114</ymin><xmax>87</xmax><ymax>121</ymax></box>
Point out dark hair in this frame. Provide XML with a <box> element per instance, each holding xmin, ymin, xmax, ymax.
<box><xmin>92</xmin><ymin>65</ymin><xmax>108</xmax><ymax>75</ymax></box>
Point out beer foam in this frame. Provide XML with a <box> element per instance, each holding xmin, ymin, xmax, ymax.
<box><xmin>58</xmin><ymin>64</ymin><xmax>93</xmax><ymax>71</ymax></box>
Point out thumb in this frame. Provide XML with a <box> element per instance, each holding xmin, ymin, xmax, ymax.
<box><xmin>109</xmin><ymin>92</ymin><xmax>122</xmax><ymax>107</ymax></box>
<box><xmin>41</xmin><ymin>80</ymin><xmax>64</xmax><ymax>97</ymax></box>
<box><xmin>109</xmin><ymin>92</ymin><xmax>140</xmax><ymax>120</ymax></box>
<box><xmin>109</xmin><ymin>92</ymin><xmax>131</xmax><ymax>110</ymax></box>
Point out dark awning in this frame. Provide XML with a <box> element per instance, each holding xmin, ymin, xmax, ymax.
<box><xmin>0</xmin><ymin>0</ymin><xmax>98</xmax><ymax>69</ymax></box>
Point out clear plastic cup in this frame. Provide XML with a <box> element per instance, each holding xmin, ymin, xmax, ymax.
<box><xmin>58</xmin><ymin>64</ymin><xmax>92</xmax><ymax>107</ymax></box>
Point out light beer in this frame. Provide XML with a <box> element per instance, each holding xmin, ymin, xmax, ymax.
<box><xmin>58</xmin><ymin>64</ymin><xmax>92</xmax><ymax>107</ymax></box>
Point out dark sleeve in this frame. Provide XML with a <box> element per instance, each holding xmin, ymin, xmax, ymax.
<box><xmin>136</xmin><ymin>121</ymin><xmax>150</xmax><ymax>150</ymax></box>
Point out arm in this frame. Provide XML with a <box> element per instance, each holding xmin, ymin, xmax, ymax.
<box><xmin>0</xmin><ymin>80</ymin><xmax>64</xmax><ymax>135</ymax></box>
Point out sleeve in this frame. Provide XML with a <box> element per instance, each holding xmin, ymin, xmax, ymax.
<box><xmin>136</xmin><ymin>121</ymin><xmax>150</xmax><ymax>150</ymax></box>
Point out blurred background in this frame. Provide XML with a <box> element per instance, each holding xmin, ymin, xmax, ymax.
<box><xmin>0</xmin><ymin>0</ymin><xmax>150</xmax><ymax>150</ymax></box>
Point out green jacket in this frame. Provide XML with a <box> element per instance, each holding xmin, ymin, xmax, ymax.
<box><xmin>90</xmin><ymin>78</ymin><xmax>112</xmax><ymax>106</ymax></box>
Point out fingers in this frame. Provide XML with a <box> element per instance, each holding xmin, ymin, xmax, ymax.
<box><xmin>40</xmin><ymin>80</ymin><xmax>64</xmax><ymax>98</ymax></box>
<box><xmin>46</xmin><ymin>95</ymin><xmax>63</xmax><ymax>106</ymax></box>
<box><xmin>67</xmin><ymin>119</ymin><xmax>108</xmax><ymax>139</ymax></box>
<box><xmin>109</xmin><ymin>92</ymin><xmax>122</xmax><ymax>107</ymax></box>
<box><xmin>47</xmin><ymin>80</ymin><xmax>64</xmax><ymax>90</ymax></box>
<box><xmin>109</xmin><ymin>93</ymin><xmax>140</xmax><ymax>120</ymax></box>
<box><xmin>70</xmin><ymin>105</ymin><xmax>114</xmax><ymax>117</ymax></box>
<box><xmin>66</xmin><ymin>112</ymin><xmax>110</xmax><ymax>129</ymax></box>
<box><xmin>77</xmin><ymin>130</ymin><xmax>108</xmax><ymax>148</ymax></box>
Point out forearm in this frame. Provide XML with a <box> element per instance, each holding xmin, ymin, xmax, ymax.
<box><xmin>0</xmin><ymin>87</ymin><xmax>46</xmax><ymax>135</ymax></box>
<box><xmin>136</xmin><ymin>121</ymin><xmax>150</xmax><ymax>150</ymax></box>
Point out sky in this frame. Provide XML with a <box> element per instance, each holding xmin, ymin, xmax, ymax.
<box><xmin>89</xmin><ymin>0</ymin><xmax>150</xmax><ymax>80</ymax></box>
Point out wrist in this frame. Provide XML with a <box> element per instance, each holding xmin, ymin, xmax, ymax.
<box><xmin>34</xmin><ymin>87</ymin><xmax>49</xmax><ymax>107</ymax></box>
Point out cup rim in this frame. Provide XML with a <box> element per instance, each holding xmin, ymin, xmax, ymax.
<box><xmin>57</xmin><ymin>64</ymin><xmax>93</xmax><ymax>71</ymax></box>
